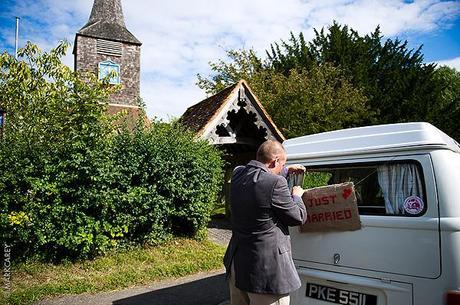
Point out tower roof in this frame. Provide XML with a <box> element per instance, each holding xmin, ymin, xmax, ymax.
<box><xmin>77</xmin><ymin>0</ymin><xmax>141</xmax><ymax>45</ymax></box>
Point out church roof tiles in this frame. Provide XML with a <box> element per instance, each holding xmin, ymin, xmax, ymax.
<box><xmin>181</xmin><ymin>80</ymin><xmax>284</xmax><ymax>143</ymax></box>
<box><xmin>77</xmin><ymin>0</ymin><xmax>141</xmax><ymax>45</ymax></box>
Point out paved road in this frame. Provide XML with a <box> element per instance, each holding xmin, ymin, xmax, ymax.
<box><xmin>207</xmin><ymin>218</ymin><xmax>232</xmax><ymax>246</ymax></box>
<box><xmin>37</xmin><ymin>270</ymin><xmax>229</xmax><ymax>305</ymax></box>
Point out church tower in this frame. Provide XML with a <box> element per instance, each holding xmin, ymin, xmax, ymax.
<box><xmin>73</xmin><ymin>0</ymin><xmax>141</xmax><ymax>109</ymax></box>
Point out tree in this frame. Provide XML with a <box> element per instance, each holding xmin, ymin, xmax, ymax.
<box><xmin>197</xmin><ymin>49</ymin><xmax>371</xmax><ymax>138</ymax></box>
<box><xmin>0</xmin><ymin>41</ymin><xmax>119</xmax><ymax>260</ymax></box>
<box><xmin>256</xmin><ymin>65</ymin><xmax>370</xmax><ymax>138</ymax></box>
<box><xmin>268</xmin><ymin>22</ymin><xmax>439</xmax><ymax>124</ymax></box>
<box><xmin>428</xmin><ymin>66</ymin><xmax>460</xmax><ymax>140</ymax></box>
<box><xmin>198</xmin><ymin>22</ymin><xmax>449</xmax><ymax>138</ymax></box>
<box><xmin>0</xmin><ymin>42</ymin><xmax>225</xmax><ymax>261</ymax></box>
<box><xmin>197</xmin><ymin>49</ymin><xmax>264</xmax><ymax>95</ymax></box>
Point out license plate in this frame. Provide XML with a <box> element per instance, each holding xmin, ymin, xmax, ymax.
<box><xmin>306</xmin><ymin>283</ymin><xmax>377</xmax><ymax>305</ymax></box>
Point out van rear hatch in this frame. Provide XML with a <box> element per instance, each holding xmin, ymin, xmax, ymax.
<box><xmin>289</xmin><ymin>154</ymin><xmax>441</xmax><ymax>279</ymax></box>
<box><xmin>284</xmin><ymin>123</ymin><xmax>449</xmax><ymax>305</ymax></box>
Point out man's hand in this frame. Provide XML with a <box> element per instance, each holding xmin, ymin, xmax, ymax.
<box><xmin>287</xmin><ymin>164</ymin><xmax>306</xmax><ymax>174</ymax></box>
<box><xmin>292</xmin><ymin>186</ymin><xmax>304</xmax><ymax>197</ymax></box>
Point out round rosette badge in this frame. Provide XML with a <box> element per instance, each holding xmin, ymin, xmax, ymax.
<box><xmin>403</xmin><ymin>196</ymin><xmax>424</xmax><ymax>215</ymax></box>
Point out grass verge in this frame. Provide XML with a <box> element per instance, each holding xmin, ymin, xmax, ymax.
<box><xmin>0</xmin><ymin>238</ymin><xmax>225</xmax><ymax>305</ymax></box>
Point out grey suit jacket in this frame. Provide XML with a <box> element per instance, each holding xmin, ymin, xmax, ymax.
<box><xmin>223</xmin><ymin>160</ymin><xmax>307</xmax><ymax>295</ymax></box>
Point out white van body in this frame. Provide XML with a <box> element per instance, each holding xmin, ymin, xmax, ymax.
<box><xmin>284</xmin><ymin>122</ymin><xmax>460</xmax><ymax>305</ymax></box>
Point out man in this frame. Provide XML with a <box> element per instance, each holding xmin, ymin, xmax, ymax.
<box><xmin>224</xmin><ymin>140</ymin><xmax>307</xmax><ymax>305</ymax></box>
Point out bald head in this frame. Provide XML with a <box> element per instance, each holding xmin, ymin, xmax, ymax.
<box><xmin>256</xmin><ymin>140</ymin><xmax>285</xmax><ymax>164</ymax></box>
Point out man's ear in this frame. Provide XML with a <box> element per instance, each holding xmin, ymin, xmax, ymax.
<box><xmin>267</xmin><ymin>159</ymin><xmax>276</xmax><ymax>169</ymax></box>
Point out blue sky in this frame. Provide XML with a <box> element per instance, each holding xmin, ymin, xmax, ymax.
<box><xmin>1</xmin><ymin>0</ymin><xmax>460</xmax><ymax>120</ymax></box>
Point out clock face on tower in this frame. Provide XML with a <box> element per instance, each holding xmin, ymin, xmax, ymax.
<box><xmin>98</xmin><ymin>60</ymin><xmax>121</xmax><ymax>84</ymax></box>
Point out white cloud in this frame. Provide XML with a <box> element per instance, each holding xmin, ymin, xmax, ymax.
<box><xmin>141</xmin><ymin>78</ymin><xmax>204</xmax><ymax>120</ymax></box>
<box><xmin>3</xmin><ymin>0</ymin><xmax>460</xmax><ymax>119</ymax></box>
<box><xmin>308</xmin><ymin>0</ymin><xmax>460</xmax><ymax>36</ymax></box>
<box><xmin>436</xmin><ymin>56</ymin><xmax>460</xmax><ymax>70</ymax></box>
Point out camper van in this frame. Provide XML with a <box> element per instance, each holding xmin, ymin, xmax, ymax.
<box><xmin>284</xmin><ymin>122</ymin><xmax>460</xmax><ymax>305</ymax></box>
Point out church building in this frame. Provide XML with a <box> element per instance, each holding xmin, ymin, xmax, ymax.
<box><xmin>73</xmin><ymin>0</ymin><xmax>142</xmax><ymax>117</ymax></box>
<box><xmin>181</xmin><ymin>79</ymin><xmax>284</xmax><ymax>165</ymax></box>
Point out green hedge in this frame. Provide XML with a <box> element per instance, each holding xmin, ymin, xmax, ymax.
<box><xmin>109</xmin><ymin>123</ymin><xmax>224</xmax><ymax>242</ymax></box>
<box><xmin>0</xmin><ymin>42</ymin><xmax>224</xmax><ymax>262</ymax></box>
<box><xmin>0</xmin><ymin>121</ymin><xmax>223</xmax><ymax>262</ymax></box>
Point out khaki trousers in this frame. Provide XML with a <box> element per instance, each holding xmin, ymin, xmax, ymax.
<box><xmin>229</xmin><ymin>261</ymin><xmax>290</xmax><ymax>305</ymax></box>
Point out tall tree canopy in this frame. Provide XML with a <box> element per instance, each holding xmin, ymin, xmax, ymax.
<box><xmin>267</xmin><ymin>22</ymin><xmax>438</xmax><ymax>124</ymax></box>
<box><xmin>428</xmin><ymin>66</ymin><xmax>460</xmax><ymax>141</ymax></box>
<box><xmin>197</xmin><ymin>22</ymin><xmax>458</xmax><ymax>140</ymax></box>
<box><xmin>197</xmin><ymin>49</ymin><xmax>371</xmax><ymax>138</ymax></box>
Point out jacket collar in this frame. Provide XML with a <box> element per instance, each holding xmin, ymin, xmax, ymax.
<box><xmin>247</xmin><ymin>160</ymin><xmax>270</xmax><ymax>173</ymax></box>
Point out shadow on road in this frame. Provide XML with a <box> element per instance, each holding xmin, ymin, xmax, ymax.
<box><xmin>208</xmin><ymin>218</ymin><xmax>232</xmax><ymax>230</ymax></box>
<box><xmin>113</xmin><ymin>274</ymin><xmax>229</xmax><ymax>305</ymax></box>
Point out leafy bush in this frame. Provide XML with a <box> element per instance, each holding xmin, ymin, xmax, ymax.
<box><xmin>110</xmin><ymin>122</ymin><xmax>224</xmax><ymax>242</ymax></box>
<box><xmin>0</xmin><ymin>42</ymin><xmax>224</xmax><ymax>262</ymax></box>
<box><xmin>303</xmin><ymin>172</ymin><xmax>332</xmax><ymax>189</ymax></box>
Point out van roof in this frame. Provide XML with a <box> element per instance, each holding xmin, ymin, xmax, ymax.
<box><xmin>284</xmin><ymin>122</ymin><xmax>460</xmax><ymax>160</ymax></box>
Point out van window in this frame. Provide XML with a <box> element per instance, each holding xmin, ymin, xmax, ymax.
<box><xmin>302</xmin><ymin>162</ymin><xmax>426</xmax><ymax>216</ymax></box>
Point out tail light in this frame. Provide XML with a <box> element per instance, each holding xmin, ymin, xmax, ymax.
<box><xmin>446</xmin><ymin>290</ymin><xmax>460</xmax><ymax>305</ymax></box>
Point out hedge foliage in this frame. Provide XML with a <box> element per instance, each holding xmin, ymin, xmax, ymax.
<box><xmin>0</xmin><ymin>42</ymin><xmax>224</xmax><ymax>261</ymax></box>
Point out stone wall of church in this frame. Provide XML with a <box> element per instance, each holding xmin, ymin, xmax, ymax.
<box><xmin>74</xmin><ymin>35</ymin><xmax>140</xmax><ymax>106</ymax></box>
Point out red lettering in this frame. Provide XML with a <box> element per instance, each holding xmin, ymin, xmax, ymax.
<box><xmin>307</xmin><ymin>195</ymin><xmax>339</xmax><ymax>206</ymax></box>
<box><xmin>311</xmin><ymin>214</ymin><xmax>318</xmax><ymax>222</ymax></box>
<box><xmin>315</xmin><ymin>198</ymin><xmax>322</xmax><ymax>206</ymax></box>
<box><xmin>344</xmin><ymin>209</ymin><xmax>352</xmax><ymax>219</ymax></box>
<box><xmin>318</xmin><ymin>213</ymin><xmax>324</xmax><ymax>222</ymax></box>
<box><xmin>329</xmin><ymin>195</ymin><xmax>337</xmax><ymax>204</ymax></box>
<box><xmin>325</xmin><ymin>212</ymin><xmax>332</xmax><ymax>221</ymax></box>
<box><xmin>336</xmin><ymin>211</ymin><xmax>344</xmax><ymax>220</ymax></box>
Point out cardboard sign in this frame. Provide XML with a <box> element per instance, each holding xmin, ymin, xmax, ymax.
<box><xmin>300</xmin><ymin>182</ymin><xmax>361</xmax><ymax>232</ymax></box>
